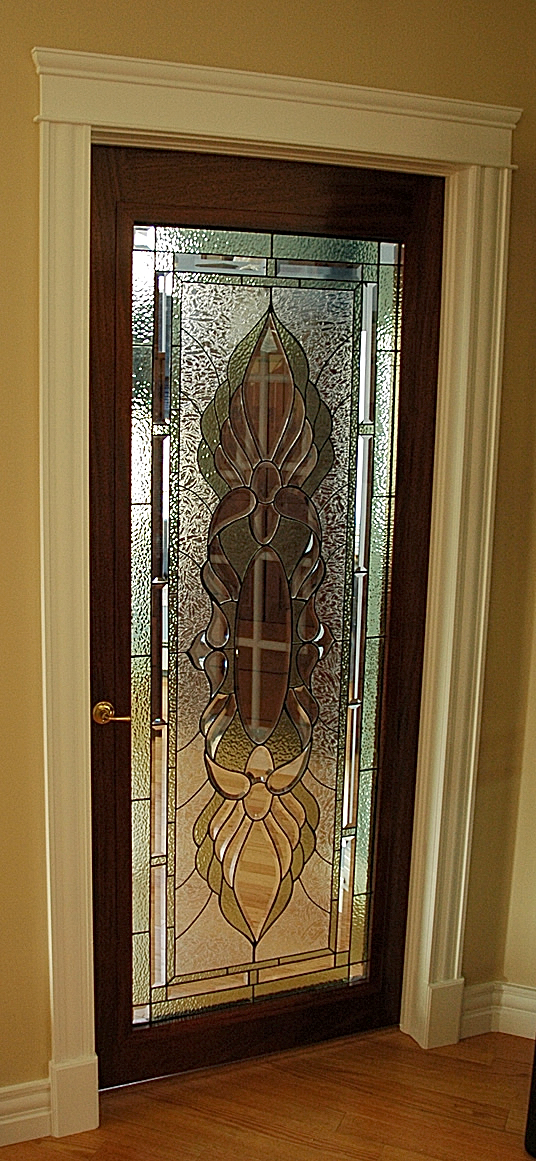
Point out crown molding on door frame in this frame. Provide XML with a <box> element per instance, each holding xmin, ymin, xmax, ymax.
<box><xmin>32</xmin><ymin>47</ymin><xmax>521</xmax><ymax>1138</ymax></box>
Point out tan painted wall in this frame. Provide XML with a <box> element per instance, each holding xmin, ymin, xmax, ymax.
<box><xmin>505</xmin><ymin>608</ymin><xmax>536</xmax><ymax>986</ymax></box>
<box><xmin>2</xmin><ymin>0</ymin><xmax>536</xmax><ymax>1086</ymax></box>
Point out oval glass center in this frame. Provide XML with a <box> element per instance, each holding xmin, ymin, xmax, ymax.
<box><xmin>235</xmin><ymin>547</ymin><xmax>292</xmax><ymax>743</ymax></box>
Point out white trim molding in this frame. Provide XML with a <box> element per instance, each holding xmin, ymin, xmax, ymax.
<box><xmin>0</xmin><ymin>1081</ymin><xmax>51</xmax><ymax>1147</ymax></box>
<box><xmin>462</xmin><ymin>982</ymin><xmax>536</xmax><ymax>1039</ymax></box>
<box><xmin>32</xmin><ymin>46</ymin><xmax>521</xmax><ymax>1138</ymax></box>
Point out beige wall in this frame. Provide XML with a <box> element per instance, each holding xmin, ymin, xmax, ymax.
<box><xmin>2</xmin><ymin>0</ymin><xmax>536</xmax><ymax>1086</ymax></box>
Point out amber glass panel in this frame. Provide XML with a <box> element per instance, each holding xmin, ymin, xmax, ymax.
<box><xmin>131</xmin><ymin>227</ymin><xmax>403</xmax><ymax>1023</ymax></box>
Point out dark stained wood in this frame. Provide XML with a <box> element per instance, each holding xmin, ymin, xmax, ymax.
<box><xmin>90</xmin><ymin>146</ymin><xmax>444</xmax><ymax>1087</ymax></box>
<box><xmin>1</xmin><ymin>1031</ymin><xmax>533</xmax><ymax>1159</ymax></box>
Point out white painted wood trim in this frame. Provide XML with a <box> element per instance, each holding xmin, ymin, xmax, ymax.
<box><xmin>0</xmin><ymin>1081</ymin><xmax>51</xmax><ymax>1147</ymax></box>
<box><xmin>400</xmin><ymin>164</ymin><xmax>513</xmax><ymax>1048</ymax></box>
<box><xmin>39</xmin><ymin>117</ymin><xmax>99</xmax><ymax>1137</ymax></box>
<box><xmin>32</xmin><ymin>48</ymin><xmax>520</xmax><ymax>169</ymax></box>
<box><xmin>33</xmin><ymin>47</ymin><xmax>520</xmax><ymax>1137</ymax></box>
<box><xmin>462</xmin><ymin>982</ymin><xmax>536</xmax><ymax>1039</ymax></box>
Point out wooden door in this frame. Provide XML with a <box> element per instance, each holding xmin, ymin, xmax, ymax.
<box><xmin>90</xmin><ymin>146</ymin><xmax>443</xmax><ymax>1088</ymax></box>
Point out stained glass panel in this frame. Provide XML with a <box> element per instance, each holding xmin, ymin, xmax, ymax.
<box><xmin>130</xmin><ymin>230</ymin><xmax>403</xmax><ymax>1023</ymax></box>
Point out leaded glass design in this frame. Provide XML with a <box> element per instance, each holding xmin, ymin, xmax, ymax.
<box><xmin>131</xmin><ymin>225</ymin><xmax>403</xmax><ymax>1024</ymax></box>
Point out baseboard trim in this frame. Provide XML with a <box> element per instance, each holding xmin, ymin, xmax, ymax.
<box><xmin>0</xmin><ymin>1079</ymin><xmax>51</xmax><ymax>1147</ymax></box>
<box><xmin>1</xmin><ymin>988</ymin><xmax>533</xmax><ymax>1148</ymax></box>
<box><xmin>461</xmin><ymin>981</ymin><xmax>536</xmax><ymax>1039</ymax></box>
<box><xmin>49</xmin><ymin>1055</ymin><xmax>99</xmax><ymax>1138</ymax></box>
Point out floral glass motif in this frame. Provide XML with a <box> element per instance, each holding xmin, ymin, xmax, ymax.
<box><xmin>189</xmin><ymin>309</ymin><xmax>334</xmax><ymax>944</ymax></box>
<box><xmin>130</xmin><ymin>227</ymin><xmax>403</xmax><ymax>1024</ymax></box>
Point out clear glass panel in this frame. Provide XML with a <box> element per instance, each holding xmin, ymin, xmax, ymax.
<box><xmin>130</xmin><ymin>226</ymin><xmax>403</xmax><ymax>1022</ymax></box>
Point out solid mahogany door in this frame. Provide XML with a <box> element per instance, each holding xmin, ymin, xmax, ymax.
<box><xmin>90</xmin><ymin>146</ymin><xmax>443</xmax><ymax>1087</ymax></box>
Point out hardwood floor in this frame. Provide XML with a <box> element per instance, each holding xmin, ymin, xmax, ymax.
<box><xmin>3</xmin><ymin>1029</ymin><xmax>534</xmax><ymax>1159</ymax></box>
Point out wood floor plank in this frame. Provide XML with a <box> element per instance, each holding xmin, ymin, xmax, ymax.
<box><xmin>337</xmin><ymin>1106</ymin><xmax>528</xmax><ymax>1161</ymax></box>
<box><xmin>381</xmin><ymin>1149</ymin><xmax>448</xmax><ymax>1161</ymax></box>
<box><xmin>0</xmin><ymin>1030</ymin><xmax>532</xmax><ymax>1160</ymax></box>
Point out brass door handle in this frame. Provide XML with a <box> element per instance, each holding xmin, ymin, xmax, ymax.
<box><xmin>92</xmin><ymin>700</ymin><xmax>131</xmax><ymax>725</ymax></box>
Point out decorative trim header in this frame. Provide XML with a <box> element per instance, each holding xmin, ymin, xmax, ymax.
<box><xmin>32</xmin><ymin>48</ymin><xmax>521</xmax><ymax>169</ymax></box>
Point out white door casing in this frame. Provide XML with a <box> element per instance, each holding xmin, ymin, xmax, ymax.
<box><xmin>33</xmin><ymin>47</ymin><xmax>520</xmax><ymax>1137</ymax></box>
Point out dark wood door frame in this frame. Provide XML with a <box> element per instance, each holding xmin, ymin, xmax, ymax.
<box><xmin>90</xmin><ymin>146</ymin><xmax>443</xmax><ymax>1088</ymax></box>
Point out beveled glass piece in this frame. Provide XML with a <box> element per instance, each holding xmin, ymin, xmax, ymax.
<box><xmin>133</xmin><ymin>225</ymin><xmax>155</xmax><ymax>250</ymax></box>
<box><xmin>132</xmin><ymin>798</ymin><xmax>150</xmax><ymax>933</ymax></box>
<box><xmin>337</xmin><ymin>835</ymin><xmax>355</xmax><ymax>952</ymax></box>
<box><xmin>359</xmin><ymin>282</ymin><xmax>377</xmax><ymax>425</ymax></box>
<box><xmin>235</xmin><ymin>547</ymin><xmax>292</xmax><ymax>744</ymax></box>
<box><xmin>379</xmin><ymin>242</ymin><xmax>399</xmax><ymax>265</ymax></box>
<box><xmin>243</xmin><ymin>320</ymin><xmax>295</xmax><ymax>460</ymax></box>
<box><xmin>150</xmin><ymin>864</ymin><xmax>167</xmax><ymax>987</ymax></box>
<box><xmin>177</xmin><ymin>253</ymin><xmax>267</xmax><ymax>275</ymax></box>
<box><xmin>276</xmin><ymin>258</ymin><xmax>362</xmax><ymax>281</ymax></box>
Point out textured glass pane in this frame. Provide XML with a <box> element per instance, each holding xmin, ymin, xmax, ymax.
<box><xmin>152</xmin><ymin>987</ymin><xmax>253</xmax><ymax>1020</ymax></box>
<box><xmin>273</xmin><ymin>235</ymin><xmax>378</xmax><ymax>264</ymax></box>
<box><xmin>373</xmin><ymin>351</ymin><xmax>395</xmax><ymax>497</ymax></box>
<box><xmin>155</xmin><ymin>251</ymin><xmax>174</xmax><ymax>273</ymax></box>
<box><xmin>300</xmin><ymin>849</ymin><xmax>332</xmax><ymax>913</ymax></box>
<box><xmin>157</xmin><ymin>226</ymin><xmax>271</xmax><ymax>256</ymax></box>
<box><xmin>130</xmin><ymin>223</ymin><xmax>402</xmax><ymax>1023</ymax></box>
<box><xmin>351</xmin><ymin>893</ymin><xmax>369</xmax><ymax>964</ymax></box>
<box><xmin>360</xmin><ymin>638</ymin><xmax>383</xmax><ymax>770</ymax></box>
<box><xmin>377</xmin><ymin>266</ymin><xmax>398</xmax><ymax>351</ymax></box>
<box><xmin>180</xmin><ymin>283</ymin><xmax>270</xmax><ymax>405</ymax></box>
<box><xmin>258</xmin><ymin>953</ymin><xmax>334</xmax><ymax>983</ymax></box>
<box><xmin>354</xmin><ymin>767</ymin><xmax>373</xmax><ymax>894</ymax></box>
<box><xmin>131</xmin><ymin>655</ymin><xmax>151</xmax><ymax>799</ymax></box>
<box><xmin>315</xmin><ymin>340</ymin><xmax>353</xmax><ymax>413</ymax></box>
<box><xmin>132</xmin><ymin>345</ymin><xmax>152</xmax><ymax>504</ymax></box>
<box><xmin>131</xmin><ymin>505</ymin><xmax>151</xmax><ymax>656</ymax></box>
<box><xmin>168</xmin><ymin>972</ymin><xmax>249</xmax><ymax>998</ymax></box>
<box><xmin>273</xmin><ymin>287</ymin><xmax>353</xmax><ymax>383</ymax></box>
<box><xmin>255</xmin><ymin>965</ymin><xmax>346</xmax><ymax>997</ymax></box>
<box><xmin>132</xmin><ymin>250</ymin><xmax>155</xmax><ymax>343</ymax></box>
<box><xmin>132</xmin><ymin>933</ymin><xmax>150</xmax><ymax>1004</ymax></box>
<box><xmin>367</xmin><ymin>497</ymin><xmax>390</xmax><ymax>638</ymax></box>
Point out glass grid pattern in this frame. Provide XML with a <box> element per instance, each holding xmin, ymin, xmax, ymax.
<box><xmin>130</xmin><ymin>226</ymin><xmax>403</xmax><ymax>1023</ymax></box>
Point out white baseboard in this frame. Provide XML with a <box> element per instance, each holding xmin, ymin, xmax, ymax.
<box><xmin>49</xmin><ymin>1055</ymin><xmax>99</xmax><ymax>1138</ymax></box>
<box><xmin>0</xmin><ymin>1054</ymin><xmax>99</xmax><ymax>1148</ymax></box>
<box><xmin>0</xmin><ymin>1079</ymin><xmax>51</xmax><ymax>1147</ymax></box>
<box><xmin>401</xmin><ymin>977</ymin><xmax>466</xmax><ymax>1048</ymax></box>
<box><xmin>461</xmin><ymin>981</ymin><xmax>536</xmax><ymax>1039</ymax></box>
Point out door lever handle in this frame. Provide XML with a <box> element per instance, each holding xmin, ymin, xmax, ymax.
<box><xmin>93</xmin><ymin>700</ymin><xmax>131</xmax><ymax>725</ymax></box>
